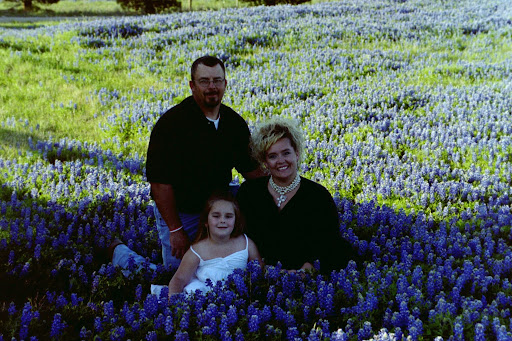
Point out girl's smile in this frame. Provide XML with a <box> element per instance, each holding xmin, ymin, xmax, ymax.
<box><xmin>207</xmin><ymin>200</ymin><xmax>236</xmax><ymax>239</ymax></box>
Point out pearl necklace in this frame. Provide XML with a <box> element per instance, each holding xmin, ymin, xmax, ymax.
<box><xmin>269</xmin><ymin>173</ymin><xmax>301</xmax><ymax>207</ymax></box>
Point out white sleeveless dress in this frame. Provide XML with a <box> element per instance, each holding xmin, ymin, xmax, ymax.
<box><xmin>184</xmin><ymin>234</ymin><xmax>249</xmax><ymax>293</ymax></box>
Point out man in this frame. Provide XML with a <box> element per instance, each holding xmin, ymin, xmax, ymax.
<box><xmin>146</xmin><ymin>55</ymin><xmax>263</xmax><ymax>270</ymax></box>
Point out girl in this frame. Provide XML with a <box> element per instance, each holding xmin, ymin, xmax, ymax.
<box><xmin>168</xmin><ymin>192</ymin><xmax>262</xmax><ymax>295</ymax></box>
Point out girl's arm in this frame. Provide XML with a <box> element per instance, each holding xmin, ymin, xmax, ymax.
<box><xmin>168</xmin><ymin>249</ymin><xmax>200</xmax><ymax>295</ymax></box>
<box><xmin>247</xmin><ymin>237</ymin><xmax>264</xmax><ymax>267</ymax></box>
<box><xmin>299</xmin><ymin>262</ymin><xmax>313</xmax><ymax>271</ymax></box>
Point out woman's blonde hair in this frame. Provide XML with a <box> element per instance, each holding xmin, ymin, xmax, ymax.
<box><xmin>251</xmin><ymin>117</ymin><xmax>304</xmax><ymax>167</ymax></box>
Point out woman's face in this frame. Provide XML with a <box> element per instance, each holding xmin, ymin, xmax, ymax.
<box><xmin>264</xmin><ymin>137</ymin><xmax>299</xmax><ymax>185</ymax></box>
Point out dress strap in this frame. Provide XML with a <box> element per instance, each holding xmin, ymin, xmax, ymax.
<box><xmin>244</xmin><ymin>234</ymin><xmax>248</xmax><ymax>250</ymax></box>
<box><xmin>189</xmin><ymin>246</ymin><xmax>204</xmax><ymax>261</ymax></box>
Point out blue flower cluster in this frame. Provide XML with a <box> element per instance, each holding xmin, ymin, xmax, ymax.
<box><xmin>1</xmin><ymin>0</ymin><xmax>512</xmax><ymax>339</ymax></box>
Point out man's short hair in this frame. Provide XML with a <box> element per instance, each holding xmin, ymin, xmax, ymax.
<box><xmin>191</xmin><ymin>55</ymin><xmax>226</xmax><ymax>80</ymax></box>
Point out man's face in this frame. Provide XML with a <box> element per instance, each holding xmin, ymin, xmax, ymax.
<box><xmin>190</xmin><ymin>63</ymin><xmax>227</xmax><ymax>109</ymax></box>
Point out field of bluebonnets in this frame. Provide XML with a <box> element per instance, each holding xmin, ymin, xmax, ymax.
<box><xmin>1</xmin><ymin>0</ymin><xmax>512</xmax><ymax>339</ymax></box>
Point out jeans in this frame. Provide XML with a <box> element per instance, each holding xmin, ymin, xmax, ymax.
<box><xmin>112</xmin><ymin>244</ymin><xmax>157</xmax><ymax>277</ymax></box>
<box><xmin>114</xmin><ymin>184</ymin><xmax>240</xmax><ymax>273</ymax></box>
<box><xmin>154</xmin><ymin>184</ymin><xmax>240</xmax><ymax>270</ymax></box>
<box><xmin>154</xmin><ymin>203</ymin><xmax>200</xmax><ymax>270</ymax></box>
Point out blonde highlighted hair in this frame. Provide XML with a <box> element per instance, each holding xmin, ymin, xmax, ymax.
<box><xmin>250</xmin><ymin>117</ymin><xmax>304</xmax><ymax>167</ymax></box>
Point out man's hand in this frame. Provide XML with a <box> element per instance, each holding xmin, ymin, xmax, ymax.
<box><xmin>169</xmin><ymin>229</ymin><xmax>190</xmax><ymax>259</ymax></box>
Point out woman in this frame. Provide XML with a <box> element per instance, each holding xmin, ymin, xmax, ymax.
<box><xmin>237</xmin><ymin>117</ymin><xmax>353</xmax><ymax>273</ymax></box>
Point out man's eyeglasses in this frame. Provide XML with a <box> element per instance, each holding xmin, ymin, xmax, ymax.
<box><xmin>195</xmin><ymin>78</ymin><xmax>225</xmax><ymax>88</ymax></box>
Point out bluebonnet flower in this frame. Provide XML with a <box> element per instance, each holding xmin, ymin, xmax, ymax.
<box><xmin>409</xmin><ymin>318</ymin><xmax>423</xmax><ymax>340</ymax></box>
<box><xmin>285</xmin><ymin>311</ymin><xmax>296</xmax><ymax>328</ymax></box>
<box><xmin>87</xmin><ymin>302</ymin><xmax>98</xmax><ymax>313</ymax></box>
<box><xmin>357</xmin><ymin>321</ymin><xmax>373</xmax><ymax>340</ymax></box>
<box><xmin>154</xmin><ymin>313</ymin><xmax>165</xmax><ymax>330</ymax></box>
<box><xmin>135</xmin><ymin>283</ymin><xmax>143</xmax><ymax>301</ymax></box>
<box><xmin>21</xmin><ymin>302</ymin><xmax>35</xmax><ymax>326</ymax></box>
<box><xmin>94</xmin><ymin>316</ymin><xmax>103</xmax><ymax>332</ymax></box>
<box><xmin>143</xmin><ymin>293</ymin><xmax>159</xmax><ymax>318</ymax></box>
<box><xmin>127</xmin><ymin>254</ymin><xmax>137</xmax><ymax>272</ymax></box>
<box><xmin>276</xmin><ymin>291</ymin><xmax>285</xmax><ymax>306</ymax></box>
<box><xmin>146</xmin><ymin>331</ymin><xmax>157</xmax><ymax>341</ymax></box>
<box><xmin>308</xmin><ymin>327</ymin><xmax>322</xmax><ymax>341</ymax></box>
<box><xmin>34</xmin><ymin>244</ymin><xmax>41</xmax><ymax>260</ymax></box>
<box><xmin>260</xmin><ymin>305</ymin><xmax>272</xmax><ymax>325</ymax></box>
<box><xmin>165</xmin><ymin>315</ymin><xmax>174</xmax><ymax>335</ymax></box>
<box><xmin>202</xmin><ymin>325</ymin><xmax>215</xmax><ymax>336</ymax></box>
<box><xmin>474</xmin><ymin>323</ymin><xmax>485</xmax><ymax>341</ymax></box>
<box><xmin>393</xmin><ymin>327</ymin><xmax>403</xmax><ymax>341</ymax></box>
<box><xmin>283</xmin><ymin>272</ymin><xmax>299</xmax><ymax>297</ymax></box>
<box><xmin>235</xmin><ymin>328</ymin><xmax>245</xmax><ymax>341</ymax></box>
<box><xmin>265</xmin><ymin>264</ymin><xmax>281</xmax><ymax>281</ymax></box>
<box><xmin>286</xmin><ymin>326</ymin><xmax>299</xmax><ymax>340</ymax></box>
<box><xmin>248</xmin><ymin>314</ymin><xmax>259</xmax><ymax>333</ymax></box>
<box><xmin>50</xmin><ymin>313</ymin><xmax>66</xmax><ymax>338</ymax></box>
<box><xmin>227</xmin><ymin>305</ymin><xmax>238</xmax><ymax>327</ymax></box>
<box><xmin>273</xmin><ymin>306</ymin><xmax>287</xmax><ymax>323</ymax></box>
<box><xmin>232</xmin><ymin>273</ymin><xmax>248</xmax><ymax>296</ymax></box>
<box><xmin>79</xmin><ymin>326</ymin><xmax>89</xmax><ymax>339</ymax></box>
<box><xmin>264</xmin><ymin>324</ymin><xmax>279</xmax><ymax>338</ymax></box>
<box><xmin>70</xmin><ymin>293</ymin><xmax>82</xmax><ymax>306</ymax></box>
<box><xmin>179</xmin><ymin>310</ymin><xmax>190</xmax><ymax>330</ymax></box>
<box><xmin>454</xmin><ymin>321</ymin><xmax>464</xmax><ymax>341</ymax></box>
<box><xmin>110</xmin><ymin>326</ymin><xmax>126</xmax><ymax>341</ymax></box>
<box><xmin>266</xmin><ymin>285</ymin><xmax>276</xmax><ymax>302</ymax></box>
<box><xmin>318</xmin><ymin>319</ymin><xmax>330</xmax><ymax>336</ymax></box>
<box><xmin>19</xmin><ymin>324</ymin><xmax>29</xmax><ymax>340</ymax></box>
<box><xmin>8</xmin><ymin>302</ymin><xmax>16</xmax><ymax>316</ymax></box>
<box><xmin>103</xmin><ymin>300</ymin><xmax>115</xmax><ymax>319</ymax></box>
<box><xmin>247</xmin><ymin>259</ymin><xmax>262</xmax><ymax>282</ymax></box>
<box><xmin>7</xmin><ymin>250</ymin><xmax>14</xmax><ymax>266</ymax></box>
<box><xmin>91</xmin><ymin>275</ymin><xmax>100</xmax><ymax>293</ymax></box>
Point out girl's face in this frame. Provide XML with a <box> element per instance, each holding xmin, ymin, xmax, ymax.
<box><xmin>207</xmin><ymin>200</ymin><xmax>236</xmax><ymax>239</ymax></box>
<box><xmin>264</xmin><ymin>137</ymin><xmax>299</xmax><ymax>185</ymax></box>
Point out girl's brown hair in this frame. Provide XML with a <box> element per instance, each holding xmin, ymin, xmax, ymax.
<box><xmin>194</xmin><ymin>191</ymin><xmax>245</xmax><ymax>243</ymax></box>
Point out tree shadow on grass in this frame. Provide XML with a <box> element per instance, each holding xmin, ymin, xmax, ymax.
<box><xmin>0</xmin><ymin>126</ymin><xmax>146</xmax><ymax>176</ymax></box>
<box><xmin>0</xmin><ymin>127</ymin><xmax>45</xmax><ymax>157</ymax></box>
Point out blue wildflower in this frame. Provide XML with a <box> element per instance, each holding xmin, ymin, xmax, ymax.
<box><xmin>110</xmin><ymin>326</ymin><xmax>125</xmax><ymax>341</ymax></box>
<box><xmin>50</xmin><ymin>313</ymin><xmax>66</xmax><ymax>338</ymax></box>
<box><xmin>8</xmin><ymin>302</ymin><xmax>16</xmax><ymax>316</ymax></box>
<box><xmin>145</xmin><ymin>331</ymin><xmax>157</xmax><ymax>341</ymax></box>
<box><xmin>248</xmin><ymin>314</ymin><xmax>259</xmax><ymax>333</ymax></box>
<box><xmin>135</xmin><ymin>284</ymin><xmax>143</xmax><ymax>301</ymax></box>
<box><xmin>165</xmin><ymin>315</ymin><xmax>174</xmax><ymax>335</ymax></box>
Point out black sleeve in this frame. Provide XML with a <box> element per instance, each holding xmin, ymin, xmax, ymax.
<box><xmin>233</xmin><ymin>118</ymin><xmax>259</xmax><ymax>174</ymax></box>
<box><xmin>310</xmin><ymin>187</ymin><xmax>354</xmax><ymax>273</ymax></box>
<box><xmin>146</xmin><ymin>114</ymin><xmax>180</xmax><ymax>184</ymax></box>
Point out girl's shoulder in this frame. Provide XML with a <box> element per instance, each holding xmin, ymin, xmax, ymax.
<box><xmin>229</xmin><ymin>234</ymin><xmax>247</xmax><ymax>248</ymax></box>
<box><xmin>191</xmin><ymin>239</ymin><xmax>211</xmax><ymax>255</ymax></box>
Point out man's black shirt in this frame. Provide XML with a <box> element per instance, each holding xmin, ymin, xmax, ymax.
<box><xmin>146</xmin><ymin>96</ymin><xmax>258</xmax><ymax>213</ymax></box>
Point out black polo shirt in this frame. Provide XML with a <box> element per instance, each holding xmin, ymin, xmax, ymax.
<box><xmin>146</xmin><ymin>96</ymin><xmax>258</xmax><ymax>213</ymax></box>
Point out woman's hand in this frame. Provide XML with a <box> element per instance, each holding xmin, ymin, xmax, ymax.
<box><xmin>285</xmin><ymin>262</ymin><xmax>313</xmax><ymax>274</ymax></box>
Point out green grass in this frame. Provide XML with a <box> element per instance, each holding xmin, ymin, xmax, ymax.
<box><xmin>0</xmin><ymin>0</ymin><xmax>332</xmax><ymax>18</ymax></box>
<box><xmin>0</xmin><ymin>0</ymin><xmax>130</xmax><ymax>17</ymax></box>
<box><xmin>0</xmin><ymin>0</ymin><xmax>336</xmax><ymax>160</ymax></box>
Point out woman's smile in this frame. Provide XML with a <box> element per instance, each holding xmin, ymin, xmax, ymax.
<box><xmin>265</xmin><ymin>137</ymin><xmax>299</xmax><ymax>186</ymax></box>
